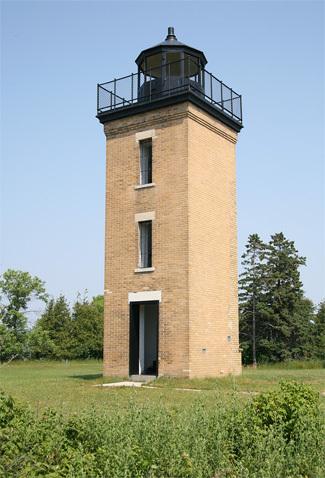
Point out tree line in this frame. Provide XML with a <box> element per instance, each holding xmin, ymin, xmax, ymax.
<box><xmin>0</xmin><ymin>231</ymin><xmax>324</xmax><ymax>364</ymax></box>
<box><xmin>0</xmin><ymin>270</ymin><xmax>103</xmax><ymax>361</ymax></box>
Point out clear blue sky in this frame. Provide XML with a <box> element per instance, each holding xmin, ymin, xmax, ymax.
<box><xmin>1</xmin><ymin>1</ymin><xmax>324</xmax><ymax>311</ymax></box>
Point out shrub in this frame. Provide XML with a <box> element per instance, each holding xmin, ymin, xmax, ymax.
<box><xmin>251</xmin><ymin>380</ymin><xmax>320</xmax><ymax>440</ymax></box>
<box><xmin>229</xmin><ymin>381</ymin><xmax>325</xmax><ymax>477</ymax></box>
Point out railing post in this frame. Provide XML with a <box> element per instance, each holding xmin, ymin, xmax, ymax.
<box><xmin>179</xmin><ymin>56</ymin><xmax>184</xmax><ymax>90</ymax></box>
<box><xmin>240</xmin><ymin>95</ymin><xmax>243</xmax><ymax>123</ymax></box>
<box><xmin>202</xmin><ymin>67</ymin><xmax>205</xmax><ymax>93</ymax></box>
<box><xmin>131</xmin><ymin>73</ymin><xmax>134</xmax><ymax>103</ymax></box>
<box><xmin>230</xmin><ymin>88</ymin><xmax>233</xmax><ymax>116</ymax></box>
<box><xmin>220</xmin><ymin>81</ymin><xmax>224</xmax><ymax>110</ymax></box>
<box><xmin>210</xmin><ymin>74</ymin><xmax>213</xmax><ymax>102</ymax></box>
<box><xmin>97</xmin><ymin>84</ymin><xmax>99</xmax><ymax>112</ymax></box>
<box><xmin>144</xmin><ymin>70</ymin><xmax>147</xmax><ymax>100</ymax></box>
<box><xmin>110</xmin><ymin>91</ymin><xmax>112</xmax><ymax>110</ymax></box>
<box><xmin>113</xmin><ymin>79</ymin><xmax>116</xmax><ymax>107</ymax></box>
<box><xmin>188</xmin><ymin>56</ymin><xmax>191</xmax><ymax>91</ymax></box>
<box><xmin>168</xmin><ymin>63</ymin><xmax>170</xmax><ymax>95</ymax></box>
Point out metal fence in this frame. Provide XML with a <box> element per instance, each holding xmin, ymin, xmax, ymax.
<box><xmin>97</xmin><ymin>59</ymin><xmax>242</xmax><ymax>124</ymax></box>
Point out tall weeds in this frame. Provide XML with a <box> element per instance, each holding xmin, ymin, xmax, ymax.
<box><xmin>0</xmin><ymin>381</ymin><xmax>324</xmax><ymax>477</ymax></box>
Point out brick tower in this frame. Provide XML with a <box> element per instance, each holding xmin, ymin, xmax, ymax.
<box><xmin>97</xmin><ymin>28</ymin><xmax>243</xmax><ymax>378</ymax></box>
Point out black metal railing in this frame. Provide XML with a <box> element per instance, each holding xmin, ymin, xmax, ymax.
<box><xmin>97</xmin><ymin>58</ymin><xmax>242</xmax><ymax>124</ymax></box>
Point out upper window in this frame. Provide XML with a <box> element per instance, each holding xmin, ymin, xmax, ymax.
<box><xmin>140</xmin><ymin>139</ymin><xmax>152</xmax><ymax>185</ymax></box>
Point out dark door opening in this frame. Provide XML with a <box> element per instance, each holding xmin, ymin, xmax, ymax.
<box><xmin>129</xmin><ymin>301</ymin><xmax>159</xmax><ymax>376</ymax></box>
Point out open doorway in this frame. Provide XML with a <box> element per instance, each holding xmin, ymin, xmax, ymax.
<box><xmin>129</xmin><ymin>301</ymin><xmax>159</xmax><ymax>376</ymax></box>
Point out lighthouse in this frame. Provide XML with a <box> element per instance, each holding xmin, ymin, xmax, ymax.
<box><xmin>97</xmin><ymin>28</ymin><xmax>243</xmax><ymax>378</ymax></box>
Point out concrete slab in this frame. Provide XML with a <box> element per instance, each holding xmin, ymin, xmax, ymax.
<box><xmin>129</xmin><ymin>375</ymin><xmax>156</xmax><ymax>383</ymax></box>
<box><xmin>95</xmin><ymin>381</ymin><xmax>143</xmax><ymax>388</ymax></box>
<box><xmin>142</xmin><ymin>386</ymin><xmax>201</xmax><ymax>392</ymax></box>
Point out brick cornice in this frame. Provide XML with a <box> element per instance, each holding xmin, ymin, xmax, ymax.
<box><xmin>104</xmin><ymin>107</ymin><xmax>237</xmax><ymax>144</ymax></box>
<box><xmin>187</xmin><ymin>110</ymin><xmax>237</xmax><ymax>144</ymax></box>
<box><xmin>104</xmin><ymin>110</ymin><xmax>187</xmax><ymax>138</ymax></box>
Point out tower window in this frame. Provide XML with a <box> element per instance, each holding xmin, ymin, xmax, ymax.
<box><xmin>140</xmin><ymin>139</ymin><xmax>152</xmax><ymax>185</ymax></box>
<box><xmin>139</xmin><ymin>221</ymin><xmax>152</xmax><ymax>268</ymax></box>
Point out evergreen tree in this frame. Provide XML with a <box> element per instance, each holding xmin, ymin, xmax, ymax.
<box><xmin>289</xmin><ymin>297</ymin><xmax>315</xmax><ymax>359</ymax></box>
<box><xmin>69</xmin><ymin>295</ymin><xmax>103</xmax><ymax>359</ymax></box>
<box><xmin>239</xmin><ymin>234</ymin><xmax>266</xmax><ymax>366</ymax></box>
<box><xmin>239</xmin><ymin>232</ymin><xmax>312</xmax><ymax>363</ymax></box>
<box><xmin>37</xmin><ymin>295</ymin><xmax>72</xmax><ymax>359</ymax></box>
<box><xmin>27</xmin><ymin>326</ymin><xmax>57</xmax><ymax>359</ymax></box>
<box><xmin>33</xmin><ymin>294</ymin><xmax>103</xmax><ymax>360</ymax></box>
<box><xmin>314</xmin><ymin>301</ymin><xmax>325</xmax><ymax>359</ymax></box>
<box><xmin>261</xmin><ymin>233</ymin><xmax>306</xmax><ymax>361</ymax></box>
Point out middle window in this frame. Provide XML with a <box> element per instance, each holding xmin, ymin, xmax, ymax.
<box><xmin>139</xmin><ymin>220</ymin><xmax>152</xmax><ymax>268</ymax></box>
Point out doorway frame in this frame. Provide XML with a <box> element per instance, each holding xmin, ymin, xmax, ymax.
<box><xmin>129</xmin><ymin>300</ymin><xmax>159</xmax><ymax>377</ymax></box>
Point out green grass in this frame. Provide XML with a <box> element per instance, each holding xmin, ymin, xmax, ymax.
<box><xmin>257</xmin><ymin>359</ymin><xmax>325</xmax><ymax>369</ymax></box>
<box><xmin>153</xmin><ymin>367</ymin><xmax>325</xmax><ymax>392</ymax></box>
<box><xmin>0</xmin><ymin>359</ymin><xmax>324</xmax><ymax>415</ymax></box>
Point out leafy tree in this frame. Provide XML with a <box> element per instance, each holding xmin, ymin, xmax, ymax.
<box><xmin>0</xmin><ymin>324</ymin><xmax>23</xmax><ymax>362</ymax></box>
<box><xmin>0</xmin><ymin>269</ymin><xmax>47</xmax><ymax>338</ymax></box>
<box><xmin>0</xmin><ymin>270</ymin><xmax>47</xmax><ymax>361</ymax></box>
<box><xmin>239</xmin><ymin>234</ymin><xmax>266</xmax><ymax>366</ymax></box>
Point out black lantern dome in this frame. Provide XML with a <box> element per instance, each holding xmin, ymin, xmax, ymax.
<box><xmin>135</xmin><ymin>27</ymin><xmax>207</xmax><ymax>76</ymax></box>
<box><xmin>135</xmin><ymin>27</ymin><xmax>207</xmax><ymax>100</ymax></box>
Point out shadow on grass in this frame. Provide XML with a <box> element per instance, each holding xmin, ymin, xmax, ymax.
<box><xmin>70</xmin><ymin>373</ymin><xmax>103</xmax><ymax>381</ymax></box>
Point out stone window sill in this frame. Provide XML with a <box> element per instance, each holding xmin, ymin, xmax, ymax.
<box><xmin>134</xmin><ymin>267</ymin><xmax>155</xmax><ymax>273</ymax></box>
<box><xmin>134</xmin><ymin>183</ymin><xmax>156</xmax><ymax>190</ymax></box>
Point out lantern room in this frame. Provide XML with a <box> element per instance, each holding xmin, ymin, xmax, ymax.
<box><xmin>135</xmin><ymin>27</ymin><xmax>207</xmax><ymax>100</ymax></box>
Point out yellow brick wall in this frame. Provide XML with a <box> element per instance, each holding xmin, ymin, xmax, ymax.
<box><xmin>103</xmin><ymin>104</ymin><xmax>190</xmax><ymax>377</ymax></box>
<box><xmin>187</xmin><ymin>104</ymin><xmax>241</xmax><ymax>377</ymax></box>
<box><xmin>102</xmin><ymin>101</ymin><xmax>241</xmax><ymax>378</ymax></box>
